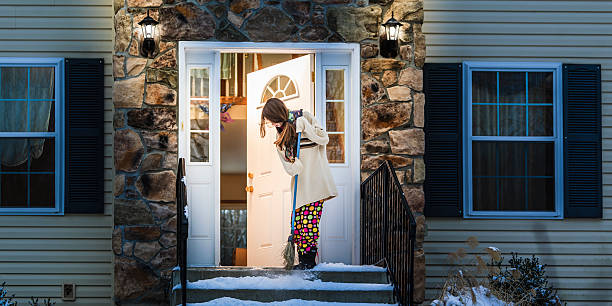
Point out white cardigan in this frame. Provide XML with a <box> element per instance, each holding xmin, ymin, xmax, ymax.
<box><xmin>276</xmin><ymin>111</ymin><xmax>338</xmax><ymax>209</ymax></box>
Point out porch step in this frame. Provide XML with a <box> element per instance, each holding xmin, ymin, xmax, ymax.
<box><xmin>171</xmin><ymin>264</ymin><xmax>395</xmax><ymax>305</ymax></box>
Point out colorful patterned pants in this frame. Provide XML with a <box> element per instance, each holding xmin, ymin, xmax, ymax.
<box><xmin>292</xmin><ymin>201</ymin><xmax>324</xmax><ymax>256</ymax></box>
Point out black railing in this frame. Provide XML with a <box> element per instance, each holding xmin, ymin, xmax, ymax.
<box><xmin>361</xmin><ymin>160</ymin><xmax>417</xmax><ymax>306</ymax></box>
<box><xmin>176</xmin><ymin>158</ymin><xmax>188</xmax><ymax>306</ymax></box>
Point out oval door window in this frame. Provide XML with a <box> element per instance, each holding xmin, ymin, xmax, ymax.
<box><xmin>261</xmin><ymin>75</ymin><xmax>298</xmax><ymax>104</ymax></box>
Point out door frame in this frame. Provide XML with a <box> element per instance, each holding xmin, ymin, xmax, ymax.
<box><xmin>178</xmin><ymin>41</ymin><xmax>362</xmax><ymax>265</ymax></box>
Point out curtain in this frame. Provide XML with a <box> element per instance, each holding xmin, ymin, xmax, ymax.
<box><xmin>0</xmin><ymin>67</ymin><xmax>54</xmax><ymax>167</ymax></box>
<box><xmin>221</xmin><ymin>53</ymin><xmax>234</xmax><ymax>80</ymax></box>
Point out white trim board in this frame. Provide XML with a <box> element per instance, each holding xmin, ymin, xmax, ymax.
<box><xmin>178</xmin><ymin>42</ymin><xmax>362</xmax><ymax>266</ymax></box>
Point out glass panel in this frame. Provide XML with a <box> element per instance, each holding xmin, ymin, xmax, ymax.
<box><xmin>472</xmin><ymin>141</ymin><xmax>555</xmax><ymax>212</ymax></box>
<box><xmin>29</xmin><ymin>67</ymin><xmax>55</xmax><ymax>99</ymax></box>
<box><xmin>190</xmin><ymin>68</ymin><xmax>209</xmax><ymax>99</ymax></box>
<box><xmin>499</xmin><ymin>105</ymin><xmax>526</xmax><ymax>136</ymax></box>
<box><xmin>326</xmin><ymin>102</ymin><xmax>344</xmax><ymax>132</ymax></box>
<box><xmin>326</xmin><ymin>70</ymin><xmax>344</xmax><ymax>100</ymax></box>
<box><xmin>499</xmin><ymin>178</ymin><xmax>526</xmax><ymax>211</ymax></box>
<box><xmin>499</xmin><ymin>72</ymin><xmax>526</xmax><ymax>103</ymax></box>
<box><xmin>190</xmin><ymin>132</ymin><xmax>209</xmax><ymax>162</ymax></box>
<box><xmin>30</xmin><ymin>138</ymin><xmax>55</xmax><ymax>172</ymax></box>
<box><xmin>1</xmin><ymin>174</ymin><xmax>27</xmax><ymax>207</ymax></box>
<box><xmin>0</xmin><ymin>100</ymin><xmax>27</xmax><ymax>132</ymax></box>
<box><xmin>29</xmin><ymin>101</ymin><xmax>54</xmax><ymax>132</ymax></box>
<box><xmin>285</xmin><ymin>81</ymin><xmax>296</xmax><ymax>96</ymax></box>
<box><xmin>472</xmin><ymin>71</ymin><xmax>496</xmax><ymax>103</ymax></box>
<box><xmin>528</xmin><ymin>72</ymin><xmax>553</xmax><ymax>103</ymax></box>
<box><xmin>527</xmin><ymin>178</ymin><xmax>555</xmax><ymax>211</ymax></box>
<box><xmin>279</xmin><ymin>75</ymin><xmax>290</xmax><ymax>91</ymax></box>
<box><xmin>268</xmin><ymin>76</ymin><xmax>278</xmax><ymax>92</ymax></box>
<box><xmin>190</xmin><ymin>100</ymin><xmax>209</xmax><ymax>131</ymax></box>
<box><xmin>472</xmin><ymin>105</ymin><xmax>496</xmax><ymax>136</ymax></box>
<box><xmin>327</xmin><ymin>134</ymin><xmax>345</xmax><ymax>164</ymax></box>
<box><xmin>0</xmin><ymin>67</ymin><xmax>27</xmax><ymax>99</ymax></box>
<box><xmin>528</xmin><ymin>106</ymin><xmax>553</xmax><ymax>136</ymax></box>
<box><xmin>473</xmin><ymin>177</ymin><xmax>496</xmax><ymax>211</ymax></box>
<box><xmin>30</xmin><ymin>174</ymin><xmax>54</xmax><ymax>208</ymax></box>
<box><xmin>262</xmin><ymin>88</ymin><xmax>273</xmax><ymax>104</ymax></box>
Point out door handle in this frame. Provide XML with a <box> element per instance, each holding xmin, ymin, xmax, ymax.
<box><xmin>248</xmin><ymin>172</ymin><xmax>254</xmax><ymax>179</ymax></box>
<box><xmin>245</xmin><ymin>186</ymin><xmax>253</xmax><ymax>192</ymax></box>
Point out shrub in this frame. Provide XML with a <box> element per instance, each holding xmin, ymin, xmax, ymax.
<box><xmin>488</xmin><ymin>253</ymin><xmax>561</xmax><ymax>306</ymax></box>
<box><xmin>0</xmin><ymin>282</ymin><xmax>16</xmax><ymax>306</ymax></box>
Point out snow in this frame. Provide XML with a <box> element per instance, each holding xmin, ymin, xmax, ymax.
<box><xmin>181</xmin><ymin>298</ymin><xmax>397</xmax><ymax>306</ymax></box>
<box><xmin>173</xmin><ymin>275</ymin><xmax>393</xmax><ymax>292</ymax></box>
<box><xmin>184</xmin><ymin>205</ymin><xmax>189</xmax><ymax>218</ymax></box>
<box><xmin>311</xmin><ymin>263</ymin><xmax>386</xmax><ymax>272</ymax></box>
<box><xmin>431</xmin><ymin>286</ymin><xmax>511</xmax><ymax>306</ymax></box>
<box><xmin>487</xmin><ymin>247</ymin><xmax>500</xmax><ymax>252</ymax></box>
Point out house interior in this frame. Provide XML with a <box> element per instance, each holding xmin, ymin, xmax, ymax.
<box><xmin>218</xmin><ymin>53</ymin><xmax>307</xmax><ymax>266</ymax></box>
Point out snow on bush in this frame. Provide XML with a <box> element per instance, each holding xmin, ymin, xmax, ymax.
<box><xmin>186</xmin><ymin>297</ymin><xmax>397</xmax><ymax>305</ymax></box>
<box><xmin>431</xmin><ymin>285</ymin><xmax>510</xmax><ymax>306</ymax></box>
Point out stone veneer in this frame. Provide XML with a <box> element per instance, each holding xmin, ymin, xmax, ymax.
<box><xmin>113</xmin><ymin>0</ymin><xmax>426</xmax><ymax>304</ymax></box>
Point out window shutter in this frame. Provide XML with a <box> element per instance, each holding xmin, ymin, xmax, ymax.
<box><xmin>563</xmin><ymin>64</ymin><xmax>602</xmax><ymax>218</ymax></box>
<box><xmin>64</xmin><ymin>58</ymin><xmax>105</xmax><ymax>214</ymax></box>
<box><xmin>424</xmin><ymin>63</ymin><xmax>463</xmax><ymax>217</ymax></box>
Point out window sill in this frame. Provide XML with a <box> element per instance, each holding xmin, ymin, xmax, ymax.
<box><xmin>0</xmin><ymin>209</ymin><xmax>63</xmax><ymax>216</ymax></box>
<box><xmin>464</xmin><ymin>212</ymin><xmax>562</xmax><ymax>220</ymax></box>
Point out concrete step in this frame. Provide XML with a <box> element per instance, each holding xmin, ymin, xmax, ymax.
<box><xmin>179</xmin><ymin>297</ymin><xmax>396</xmax><ymax>305</ymax></box>
<box><xmin>172</xmin><ymin>264</ymin><xmax>389</xmax><ymax>287</ymax></box>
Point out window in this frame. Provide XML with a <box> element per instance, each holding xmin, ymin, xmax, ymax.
<box><xmin>0</xmin><ymin>58</ymin><xmax>64</xmax><ymax>214</ymax></box>
<box><xmin>260</xmin><ymin>75</ymin><xmax>298</xmax><ymax>104</ymax></box>
<box><xmin>324</xmin><ymin>67</ymin><xmax>347</xmax><ymax>164</ymax></box>
<box><xmin>464</xmin><ymin>62</ymin><xmax>563</xmax><ymax>218</ymax></box>
<box><xmin>189</xmin><ymin>67</ymin><xmax>210</xmax><ymax>163</ymax></box>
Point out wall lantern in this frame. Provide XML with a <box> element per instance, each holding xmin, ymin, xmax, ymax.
<box><xmin>380</xmin><ymin>12</ymin><xmax>402</xmax><ymax>58</ymax></box>
<box><xmin>138</xmin><ymin>10</ymin><xmax>159</xmax><ymax>58</ymax></box>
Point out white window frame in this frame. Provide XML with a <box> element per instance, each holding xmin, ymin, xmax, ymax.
<box><xmin>463</xmin><ymin>61</ymin><xmax>563</xmax><ymax>219</ymax></box>
<box><xmin>187</xmin><ymin>64</ymin><xmax>213</xmax><ymax>166</ymax></box>
<box><xmin>0</xmin><ymin>57</ymin><xmax>64</xmax><ymax>215</ymax></box>
<box><xmin>322</xmin><ymin>65</ymin><xmax>349</xmax><ymax>166</ymax></box>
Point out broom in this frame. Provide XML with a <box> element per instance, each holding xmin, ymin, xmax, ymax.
<box><xmin>282</xmin><ymin>132</ymin><xmax>302</xmax><ymax>270</ymax></box>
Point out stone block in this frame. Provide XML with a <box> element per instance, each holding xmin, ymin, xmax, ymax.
<box><xmin>389</xmin><ymin>129</ymin><xmax>424</xmax><ymax>155</ymax></box>
<box><xmin>114</xmin><ymin>9</ymin><xmax>132</xmax><ymax>53</ymax></box>
<box><xmin>126</xmin><ymin>57</ymin><xmax>147</xmax><ymax>76</ymax></box>
<box><xmin>142</xmin><ymin>131</ymin><xmax>178</xmax><ymax>152</ymax></box>
<box><xmin>145</xmin><ymin>83</ymin><xmax>177</xmax><ymax>105</ymax></box>
<box><xmin>230</xmin><ymin>0</ymin><xmax>259</xmax><ymax>14</ymax></box>
<box><xmin>361</xmin><ymin>58</ymin><xmax>405</xmax><ymax>72</ymax></box>
<box><xmin>160</xmin><ymin>3</ymin><xmax>215</xmax><ymax>41</ymax></box>
<box><xmin>282</xmin><ymin>1</ymin><xmax>311</xmax><ymax>25</ymax></box>
<box><xmin>113</xmin><ymin>55</ymin><xmax>125</xmax><ymax>78</ymax></box>
<box><xmin>114</xmin><ymin>198</ymin><xmax>155</xmax><ymax>225</ymax></box>
<box><xmin>360</xmin><ymin>43</ymin><xmax>379</xmax><ymax>58</ymax></box>
<box><xmin>140</xmin><ymin>153</ymin><xmax>164</xmax><ymax>172</ymax></box>
<box><xmin>361</xmin><ymin>154</ymin><xmax>413</xmax><ymax>170</ymax></box>
<box><xmin>299</xmin><ymin>25</ymin><xmax>330</xmax><ymax>42</ymax></box>
<box><xmin>113</xmin><ymin>228</ymin><xmax>122</xmax><ymax>255</ymax></box>
<box><xmin>245</xmin><ymin>7</ymin><xmax>296</xmax><ymax>41</ymax></box>
<box><xmin>387</xmin><ymin>86</ymin><xmax>411</xmax><ymax>101</ymax></box>
<box><xmin>413</xmin><ymin>157</ymin><xmax>425</xmax><ymax>183</ymax></box>
<box><xmin>113</xmin><ymin>74</ymin><xmax>145</xmax><ymax>108</ymax></box>
<box><xmin>327</xmin><ymin>6</ymin><xmax>381</xmax><ymax>42</ymax></box>
<box><xmin>361</xmin><ymin>73</ymin><xmax>385</xmax><ymax>107</ymax></box>
<box><xmin>413</xmin><ymin>92</ymin><xmax>424</xmax><ymax>128</ymax></box>
<box><xmin>381</xmin><ymin>70</ymin><xmax>397</xmax><ymax>87</ymax></box>
<box><xmin>114</xmin><ymin>257</ymin><xmax>160</xmax><ymax>300</ymax></box>
<box><xmin>361</xmin><ymin>102</ymin><xmax>411</xmax><ymax>140</ymax></box>
<box><xmin>127</xmin><ymin>108</ymin><xmax>177</xmax><ymax>130</ymax></box>
<box><xmin>402</xmin><ymin>185</ymin><xmax>424</xmax><ymax>213</ymax></box>
<box><xmin>150</xmin><ymin>202</ymin><xmax>177</xmax><ymax>221</ymax></box>
<box><xmin>114</xmin><ymin>129</ymin><xmax>144</xmax><ymax>172</ymax></box>
<box><xmin>151</xmin><ymin>246</ymin><xmax>177</xmax><ymax>270</ymax></box>
<box><xmin>114</xmin><ymin>174</ymin><xmax>125</xmax><ymax>197</ymax></box>
<box><xmin>134</xmin><ymin>241</ymin><xmax>162</xmax><ymax>262</ymax></box>
<box><xmin>136</xmin><ymin>170</ymin><xmax>177</xmax><ymax>202</ymax></box>
<box><xmin>125</xmin><ymin>226</ymin><xmax>162</xmax><ymax>241</ymax></box>
<box><xmin>398</xmin><ymin>67</ymin><xmax>423</xmax><ymax>91</ymax></box>
<box><xmin>361</xmin><ymin>138</ymin><xmax>390</xmax><ymax>154</ymax></box>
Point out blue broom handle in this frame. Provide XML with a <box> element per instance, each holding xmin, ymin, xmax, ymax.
<box><xmin>290</xmin><ymin>132</ymin><xmax>302</xmax><ymax>234</ymax></box>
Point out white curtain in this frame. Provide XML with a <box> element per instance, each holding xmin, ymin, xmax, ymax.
<box><xmin>0</xmin><ymin>67</ymin><xmax>54</xmax><ymax>167</ymax></box>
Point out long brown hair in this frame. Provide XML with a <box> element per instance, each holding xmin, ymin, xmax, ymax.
<box><xmin>260</xmin><ymin>98</ymin><xmax>297</xmax><ymax>153</ymax></box>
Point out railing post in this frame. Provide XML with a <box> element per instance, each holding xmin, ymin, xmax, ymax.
<box><xmin>176</xmin><ymin>158</ymin><xmax>188</xmax><ymax>306</ymax></box>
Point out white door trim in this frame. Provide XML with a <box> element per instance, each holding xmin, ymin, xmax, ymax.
<box><xmin>178</xmin><ymin>41</ymin><xmax>362</xmax><ymax>265</ymax></box>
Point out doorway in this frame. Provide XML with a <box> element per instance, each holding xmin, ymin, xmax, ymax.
<box><xmin>178</xmin><ymin>42</ymin><xmax>360</xmax><ymax>267</ymax></box>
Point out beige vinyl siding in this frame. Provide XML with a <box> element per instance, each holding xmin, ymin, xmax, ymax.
<box><xmin>423</xmin><ymin>1</ymin><xmax>612</xmax><ymax>304</ymax></box>
<box><xmin>0</xmin><ymin>0</ymin><xmax>113</xmax><ymax>304</ymax></box>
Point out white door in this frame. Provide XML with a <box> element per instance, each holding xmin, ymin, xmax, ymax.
<box><xmin>316</xmin><ymin>52</ymin><xmax>354</xmax><ymax>264</ymax></box>
<box><xmin>246</xmin><ymin>55</ymin><xmax>314</xmax><ymax>267</ymax></box>
<box><xmin>179</xmin><ymin>50</ymin><xmax>221</xmax><ymax>266</ymax></box>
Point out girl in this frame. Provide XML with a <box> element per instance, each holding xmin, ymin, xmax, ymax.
<box><xmin>260</xmin><ymin>98</ymin><xmax>337</xmax><ymax>269</ymax></box>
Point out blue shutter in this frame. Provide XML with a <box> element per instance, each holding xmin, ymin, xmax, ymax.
<box><xmin>424</xmin><ymin>63</ymin><xmax>463</xmax><ymax>217</ymax></box>
<box><xmin>563</xmin><ymin>64</ymin><xmax>602</xmax><ymax>218</ymax></box>
<box><xmin>65</xmin><ymin>58</ymin><xmax>105</xmax><ymax>214</ymax></box>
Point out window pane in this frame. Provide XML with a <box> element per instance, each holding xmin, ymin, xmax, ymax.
<box><xmin>327</xmin><ymin>134</ymin><xmax>345</xmax><ymax>164</ymax></box>
<box><xmin>0</xmin><ymin>101</ymin><xmax>27</xmax><ymax>132</ymax></box>
<box><xmin>472</xmin><ymin>71</ymin><xmax>496</xmax><ymax>103</ymax></box>
<box><xmin>326</xmin><ymin>70</ymin><xmax>344</xmax><ymax>100</ymax></box>
<box><xmin>528</xmin><ymin>72</ymin><xmax>553</xmax><ymax>103</ymax></box>
<box><xmin>499</xmin><ymin>72</ymin><xmax>526</xmax><ymax>103</ymax></box>
<box><xmin>472</xmin><ymin>105</ymin><xmax>497</xmax><ymax>136</ymax></box>
<box><xmin>472</xmin><ymin>141</ymin><xmax>555</xmax><ymax>212</ymax></box>
<box><xmin>30</xmin><ymin>138</ymin><xmax>55</xmax><ymax>172</ymax></box>
<box><xmin>326</xmin><ymin>102</ymin><xmax>344</xmax><ymax>132</ymax></box>
<box><xmin>190</xmin><ymin>100</ymin><xmax>209</xmax><ymax>131</ymax></box>
<box><xmin>30</xmin><ymin>174</ymin><xmax>54</xmax><ymax>208</ymax></box>
<box><xmin>0</xmin><ymin>67</ymin><xmax>27</xmax><ymax>99</ymax></box>
<box><xmin>190</xmin><ymin>68</ymin><xmax>209</xmax><ymax>99</ymax></box>
<box><xmin>30</xmin><ymin>101</ymin><xmax>54</xmax><ymax>132</ymax></box>
<box><xmin>528</xmin><ymin>106</ymin><xmax>553</xmax><ymax>136</ymax></box>
<box><xmin>190</xmin><ymin>132</ymin><xmax>209</xmax><ymax>162</ymax></box>
<box><xmin>29</xmin><ymin>67</ymin><xmax>55</xmax><ymax>99</ymax></box>
<box><xmin>1</xmin><ymin>174</ymin><xmax>27</xmax><ymax>207</ymax></box>
<box><xmin>528</xmin><ymin>178</ymin><xmax>555</xmax><ymax>211</ymax></box>
<box><xmin>473</xmin><ymin>177</ymin><xmax>496</xmax><ymax>211</ymax></box>
<box><xmin>499</xmin><ymin>105</ymin><xmax>526</xmax><ymax>136</ymax></box>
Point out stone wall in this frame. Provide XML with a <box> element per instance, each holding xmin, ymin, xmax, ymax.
<box><xmin>113</xmin><ymin>0</ymin><xmax>426</xmax><ymax>304</ymax></box>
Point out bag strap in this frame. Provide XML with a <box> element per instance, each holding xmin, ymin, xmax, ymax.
<box><xmin>290</xmin><ymin>132</ymin><xmax>302</xmax><ymax>234</ymax></box>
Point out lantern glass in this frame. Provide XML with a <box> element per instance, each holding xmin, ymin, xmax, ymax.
<box><xmin>386</xmin><ymin>25</ymin><xmax>399</xmax><ymax>40</ymax></box>
<box><xmin>142</xmin><ymin>23</ymin><xmax>155</xmax><ymax>39</ymax></box>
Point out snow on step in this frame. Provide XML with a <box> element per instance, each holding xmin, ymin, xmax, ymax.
<box><xmin>186</xmin><ymin>297</ymin><xmax>397</xmax><ymax>305</ymax></box>
<box><xmin>311</xmin><ymin>263</ymin><xmax>386</xmax><ymax>272</ymax></box>
<box><xmin>174</xmin><ymin>275</ymin><xmax>393</xmax><ymax>291</ymax></box>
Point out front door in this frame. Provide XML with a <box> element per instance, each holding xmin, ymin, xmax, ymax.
<box><xmin>246</xmin><ymin>55</ymin><xmax>314</xmax><ymax>267</ymax></box>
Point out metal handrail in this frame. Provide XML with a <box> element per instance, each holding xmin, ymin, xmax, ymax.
<box><xmin>361</xmin><ymin>160</ymin><xmax>417</xmax><ymax>305</ymax></box>
<box><xmin>176</xmin><ymin>158</ymin><xmax>188</xmax><ymax>306</ymax></box>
